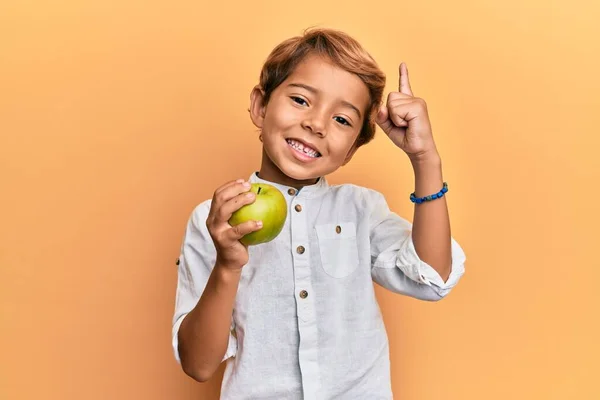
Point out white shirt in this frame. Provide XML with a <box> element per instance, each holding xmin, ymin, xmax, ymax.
<box><xmin>172</xmin><ymin>171</ymin><xmax>466</xmax><ymax>399</ymax></box>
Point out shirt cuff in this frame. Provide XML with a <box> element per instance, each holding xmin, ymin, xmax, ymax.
<box><xmin>373</xmin><ymin>234</ymin><xmax>466</xmax><ymax>291</ymax></box>
<box><xmin>223</xmin><ymin>320</ymin><xmax>238</xmax><ymax>361</ymax></box>
<box><xmin>398</xmin><ymin>235</ymin><xmax>466</xmax><ymax>291</ymax></box>
<box><xmin>172</xmin><ymin>315</ymin><xmax>186</xmax><ymax>364</ymax></box>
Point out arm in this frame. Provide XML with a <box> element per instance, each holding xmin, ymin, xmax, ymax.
<box><xmin>172</xmin><ymin>179</ymin><xmax>262</xmax><ymax>382</ymax></box>
<box><xmin>410</xmin><ymin>153</ymin><xmax>452</xmax><ymax>282</ymax></box>
<box><xmin>372</xmin><ymin>62</ymin><xmax>465</xmax><ymax>298</ymax></box>
<box><xmin>178</xmin><ymin>264</ymin><xmax>241</xmax><ymax>382</ymax></box>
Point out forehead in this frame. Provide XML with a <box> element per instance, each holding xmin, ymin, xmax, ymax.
<box><xmin>283</xmin><ymin>54</ymin><xmax>370</xmax><ymax>112</ymax></box>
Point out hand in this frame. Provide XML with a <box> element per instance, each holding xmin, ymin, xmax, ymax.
<box><xmin>205</xmin><ymin>179</ymin><xmax>263</xmax><ymax>270</ymax></box>
<box><xmin>376</xmin><ymin>62</ymin><xmax>438</xmax><ymax>162</ymax></box>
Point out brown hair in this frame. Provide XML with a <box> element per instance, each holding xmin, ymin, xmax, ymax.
<box><xmin>258</xmin><ymin>27</ymin><xmax>386</xmax><ymax>149</ymax></box>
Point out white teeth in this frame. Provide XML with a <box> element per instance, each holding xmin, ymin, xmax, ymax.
<box><xmin>286</xmin><ymin>139</ymin><xmax>320</xmax><ymax>157</ymax></box>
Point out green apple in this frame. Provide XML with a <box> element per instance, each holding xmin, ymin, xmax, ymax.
<box><xmin>228</xmin><ymin>183</ymin><xmax>288</xmax><ymax>246</ymax></box>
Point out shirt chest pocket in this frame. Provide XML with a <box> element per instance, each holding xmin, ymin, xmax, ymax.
<box><xmin>315</xmin><ymin>222</ymin><xmax>360</xmax><ymax>278</ymax></box>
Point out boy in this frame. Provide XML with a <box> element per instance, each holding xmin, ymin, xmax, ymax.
<box><xmin>172</xmin><ymin>28</ymin><xmax>466</xmax><ymax>399</ymax></box>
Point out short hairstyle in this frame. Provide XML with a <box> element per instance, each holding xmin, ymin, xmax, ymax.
<box><xmin>258</xmin><ymin>27</ymin><xmax>386</xmax><ymax>148</ymax></box>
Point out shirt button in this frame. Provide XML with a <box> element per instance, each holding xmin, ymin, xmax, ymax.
<box><xmin>296</xmin><ymin>245</ymin><xmax>305</xmax><ymax>254</ymax></box>
<box><xmin>288</xmin><ymin>188</ymin><xmax>296</xmax><ymax>196</ymax></box>
<box><xmin>299</xmin><ymin>290</ymin><xmax>308</xmax><ymax>299</ymax></box>
<box><xmin>335</xmin><ymin>225</ymin><xmax>342</xmax><ymax>234</ymax></box>
<box><xmin>294</xmin><ymin>204</ymin><xmax>302</xmax><ymax>212</ymax></box>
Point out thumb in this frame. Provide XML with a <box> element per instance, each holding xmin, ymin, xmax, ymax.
<box><xmin>376</xmin><ymin>104</ymin><xmax>393</xmax><ymax>134</ymax></box>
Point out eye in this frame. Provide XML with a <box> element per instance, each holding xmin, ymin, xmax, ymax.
<box><xmin>334</xmin><ymin>116</ymin><xmax>351</xmax><ymax>126</ymax></box>
<box><xmin>290</xmin><ymin>96</ymin><xmax>308</xmax><ymax>106</ymax></box>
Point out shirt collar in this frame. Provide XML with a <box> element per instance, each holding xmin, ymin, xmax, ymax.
<box><xmin>248</xmin><ymin>171</ymin><xmax>329</xmax><ymax>199</ymax></box>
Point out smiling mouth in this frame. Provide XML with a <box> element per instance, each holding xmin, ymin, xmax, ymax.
<box><xmin>285</xmin><ymin>139</ymin><xmax>322</xmax><ymax>158</ymax></box>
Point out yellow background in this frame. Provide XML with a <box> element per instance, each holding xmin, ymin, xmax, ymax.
<box><xmin>1</xmin><ymin>0</ymin><xmax>599</xmax><ymax>399</ymax></box>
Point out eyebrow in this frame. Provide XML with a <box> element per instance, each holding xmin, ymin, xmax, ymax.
<box><xmin>287</xmin><ymin>83</ymin><xmax>362</xmax><ymax>119</ymax></box>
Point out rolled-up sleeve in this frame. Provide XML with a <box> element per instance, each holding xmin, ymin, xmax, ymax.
<box><xmin>367</xmin><ymin>189</ymin><xmax>466</xmax><ymax>301</ymax></box>
<box><xmin>172</xmin><ymin>200</ymin><xmax>237</xmax><ymax>364</ymax></box>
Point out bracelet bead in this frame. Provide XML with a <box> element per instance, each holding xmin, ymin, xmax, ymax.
<box><xmin>410</xmin><ymin>182</ymin><xmax>448</xmax><ymax>204</ymax></box>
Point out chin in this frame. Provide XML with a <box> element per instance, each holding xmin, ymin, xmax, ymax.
<box><xmin>271</xmin><ymin>155</ymin><xmax>323</xmax><ymax>180</ymax></box>
<box><xmin>279</xmin><ymin>164</ymin><xmax>321</xmax><ymax>181</ymax></box>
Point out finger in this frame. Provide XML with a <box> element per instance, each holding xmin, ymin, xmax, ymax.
<box><xmin>390</xmin><ymin>112</ymin><xmax>409</xmax><ymax>128</ymax></box>
<box><xmin>387</xmin><ymin>97</ymin><xmax>416</xmax><ymax>109</ymax></box>
<box><xmin>227</xmin><ymin>219</ymin><xmax>263</xmax><ymax>242</ymax></box>
<box><xmin>214</xmin><ymin>181</ymin><xmax>252</xmax><ymax>206</ymax></box>
<box><xmin>375</xmin><ymin>104</ymin><xmax>395</xmax><ymax>134</ymax></box>
<box><xmin>218</xmin><ymin>191</ymin><xmax>256</xmax><ymax>222</ymax></box>
<box><xmin>386</xmin><ymin>91</ymin><xmax>412</xmax><ymax>104</ymax></box>
<box><xmin>389</xmin><ymin>97</ymin><xmax>423</xmax><ymax>122</ymax></box>
<box><xmin>399</xmin><ymin>62</ymin><xmax>413</xmax><ymax>96</ymax></box>
<box><xmin>214</xmin><ymin>178</ymin><xmax>248</xmax><ymax>197</ymax></box>
<box><xmin>386</xmin><ymin>97</ymin><xmax>414</xmax><ymax>128</ymax></box>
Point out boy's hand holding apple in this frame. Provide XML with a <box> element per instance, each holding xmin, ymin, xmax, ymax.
<box><xmin>206</xmin><ymin>179</ymin><xmax>287</xmax><ymax>271</ymax></box>
<box><xmin>206</xmin><ymin>179</ymin><xmax>263</xmax><ymax>270</ymax></box>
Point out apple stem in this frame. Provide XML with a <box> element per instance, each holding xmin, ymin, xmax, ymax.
<box><xmin>257</xmin><ymin>187</ymin><xmax>262</xmax><ymax>195</ymax></box>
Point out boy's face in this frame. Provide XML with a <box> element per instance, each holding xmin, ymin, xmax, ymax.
<box><xmin>250</xmin><ymin>54</ymin><xmax>370</xmax><ymax>188</ymax></box>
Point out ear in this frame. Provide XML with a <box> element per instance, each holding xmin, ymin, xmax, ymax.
<box><xmin>249</xmin><ymin>85</ymin><xmax>267</xmax><ymax>129</ymax></box>
<box><xmin>342</xmin><ymin>141</ymin><xmax>360</xmax><ymax>166</ymax></box>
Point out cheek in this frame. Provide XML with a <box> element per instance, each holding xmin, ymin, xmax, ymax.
<box><xmin>265</xmin><ymin>103</ymin><xmax>301</xmax><ymax>131</ymax></box>
<box><xmin>330</xmin><ymin>131</ymin><xmax>359</xmax><ymax>153</ymax></box>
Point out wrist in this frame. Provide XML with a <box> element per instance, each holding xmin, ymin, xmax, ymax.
<box><xmin>213</xmin><ymin>263</ymin><xmax>243</xmax><ymax>283</ymax></box>
<box><xmin>409</xmin><ymin>149</ymin><xmax>441</xmax><ymax>167</ymax></box>
<box><xmin>410</xmin><ymin>153</ymin><xmax>444</xmax><ymax>198</ymax></box>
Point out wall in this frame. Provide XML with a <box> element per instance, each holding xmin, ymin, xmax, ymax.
<box><xmin>1</xmin><ymin>0</ymin><xmax>599</xmax><ymax>399</ymax></box>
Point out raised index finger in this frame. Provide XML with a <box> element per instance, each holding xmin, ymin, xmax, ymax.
<box><xmin>399</xmin><ymin>62</ymin><xmax>413</xmax><ymax>96</ymax></box>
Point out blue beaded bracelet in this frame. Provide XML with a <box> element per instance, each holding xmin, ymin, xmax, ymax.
<box><xmin>410</xmin><ymin>182</ymin><xmax>448</xmax><ymax>204</ymax></box>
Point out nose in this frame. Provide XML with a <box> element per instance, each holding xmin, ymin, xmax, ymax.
<box><xmin>301</xmin><ymin>112</ymin><xmax>327</xmax><ymax>137</ymax></box>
